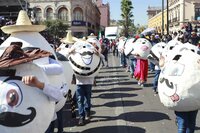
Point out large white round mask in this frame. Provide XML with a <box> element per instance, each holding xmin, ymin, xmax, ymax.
<box><xmin>132</xmin><ymin>38</ymin><xmax>152</xmax><ymax>59</ymax></box>
<box><xmin>162</xmin><ymin>39</ymin><xmax>182</xmax><ymax>60</ymax></box>
<box><xmin>0</xmin><ymin>63</ymin><xmax>55</xmax><ymax>133</ymax></box>
<box><xmin>1</xmin><ymin>32</ymin><xmax>55</xmax><ymax>55</ymax></box>
<box><xmin>69</xmin><ymin>41</ymin><xmax>102</xmax><ymax>77</ymax></box>
<box><xmin>158</xmin><ymin>48</ymin><xmax>200</xmax><ymax>111</ymax></box>
<box><xmin>124</xmin><ymin>38</ymin><xmax>136</xmax><ymax>57</ymax></box>
<box><xmin>147</xmin><ymin>42</ymin><xmax>167</xmax><ymax>65</ymax></box>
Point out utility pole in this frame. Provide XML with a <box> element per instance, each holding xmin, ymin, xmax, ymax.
<box><xmin>166</xmin><ymin>0</ymin><xmax>169</xmax><ymax>35</ymax></box>
<box><xmin>162</xmin><ymin>0</ymin><xmax>164</xmax><ymax>35</ymax></box>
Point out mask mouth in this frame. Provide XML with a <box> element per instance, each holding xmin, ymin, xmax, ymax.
<box><xmin>0</xmin><ymin>107</ymin><xmax>36</xmax><ymax>127</ymax></box>
<box><xmin>170</xmin><ymin>93</ymin><xmax>180</xmax><ymax>102</ymax></box>
<box><xmin>80</xmin><ymin>51</ymin><xmax>94</xmax><ymax>65</ymax></box>
<box><xmin>69</xmin><ymin>57</ymin><xmax>90</xmax><ymax>70</ymax></box>
<box><xmin>73</xmin><ymin>58</ymin><xmax>102</xmax><ymax>76</ymax></box>
<box><xmin>160</xmin><ymin>77</ymin><xmax>180</xmax><ymax>102</ymax></box>
<box><xmin>141</xmin><ymin>45</ymin><xmax>149</xmax><ymax>51</ymax></box>
<box><xmin>80</xmin><ymin>51</ymin><xmax>93</xmax><ymax>56</ymax></box>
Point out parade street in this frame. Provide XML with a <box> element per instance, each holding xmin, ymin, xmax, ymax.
<box><xmin>62</xmin><ymin>53</ymin><xmax>200</xmax><ymax>133</ymax></box>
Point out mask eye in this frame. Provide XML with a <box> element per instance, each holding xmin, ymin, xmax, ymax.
<box><xmin>162</xmin><ymin>62</ymin><xmax>184</xmax><ymax>76</ymax></box>
<box><xmin>0</xmin><ymin>82</ymin><xmax>23</xmax><ymax>108</ymax></box>
<box><xmin>173</xmin><ymin>55</ymin><xmax>182</xmax><ymax>61</ymax></box>
<box><xmin>169</xmin><ymin>46</ymin><xmax>174</xmax><ymax>50</ymax></box>
<box><xmin>7</xmin><ymin>89</ymin><xmax>19</xmax><ymax>107</ymax></box>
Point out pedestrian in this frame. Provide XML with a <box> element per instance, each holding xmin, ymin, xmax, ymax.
<box><xmin>0</xmin><ymin>42</ymin><xmax>67</xmax><ymax>133</ymax></box>
<box><xmin>101</xmin><ymin>38</ymin><xmax>109</xmax><ymax>67</ymax></box>
<box><xmin>134</xmin><ymin>58</ymin><xmax>148</xmax><ymax>87</ymax></box>
<box><xmin>118</xmin><ymin>36</ymin><xmax>127</xmax><ymax>67</ymax></box>
<box><xmin>174</xmin><ymin>110</ymin><xmax>198</xmax><ymax>133</ymax></box>
<box><xmin>111</xmin><ymin>39</ymin><xmax>117</xmax><ymax>56</ymax></box>
<box><xmin>158</xmin><ymin>45</ymin><xmax>200</xmax><ymax>133</ymax></box>
<box><xmin>66</xmin><ymin>41</ymin><xmax>100</xmax><ymax>126</ymax></box>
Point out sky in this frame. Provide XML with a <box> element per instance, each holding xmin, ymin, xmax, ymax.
<box><xmin>103</xmin><ymin>0</ymin><xmax>163</xmax><ymax>26</ymax></box>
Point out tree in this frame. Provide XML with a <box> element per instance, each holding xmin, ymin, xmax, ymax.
<box><xmin>42</xmin><ymin>20</ymin><xmax>69</xmax><ymax>39</ymax></box>
<box><xmin>120</xmin><ymin>0</ymin><xmax>134</xmax><ymax>37</ymax></box>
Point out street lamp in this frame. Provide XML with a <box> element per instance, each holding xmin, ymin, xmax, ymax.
<box><xmin>166</xmin><ymin>0</ymin><xmax>169</xmax><ymax>35</ymax></box>
<box><xmin>162</xmin><ymin>0</ymin><xmax>169</xmax><ymax>35</ymax></box>
<box><xmin>162</xmin><ymin>0</ymin><xmax>164</xmax><ymax>35</ymax></box>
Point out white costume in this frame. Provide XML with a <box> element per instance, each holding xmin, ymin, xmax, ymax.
<box><xmin>158</xmin><ymin>42</ymin><xmax>200</xmax><ymax>111</ymax></box>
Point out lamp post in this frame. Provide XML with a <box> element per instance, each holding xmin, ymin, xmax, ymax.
<box><xmin>166</xmin><ymin>0</ymin><xmax>169</xmax><ymax>35</ymax></box>
<box><xmin>162</xmin><ymin>0</ymin><xmax>164</xmax><ymax>35</ymax></box>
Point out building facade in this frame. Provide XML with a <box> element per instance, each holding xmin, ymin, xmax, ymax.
<box><xmin>147</xmin><ymin>6</ymin><xmax>167</xmax><ymax>34</ymax></box>
<box><xmin>96</xmin><ymin>0</ymin><xmax>110</xmax><ymax>28</ymax></box>
<box><xmin>27</xmin><ymin>0</ymin><xmax>101</xmax><ymax>38</ymax></box>
<box><xmin>148</xmin><ymin>0</ymin><xmax>200</xmax><ymax>33</ymax></box>
<box><xmin>168</xmin><ymin>0</ymin><xmax>200</xmax><ymax>32</ymax></box>
<box><xmin>148</xmin><ymin>9</ymin><xmax>167</xmax><ymax>34</ymax></box>
<box><xmin>0</xmin><ymin>0</ymin><xmax>27</xmax><ymax>20</ymax></box>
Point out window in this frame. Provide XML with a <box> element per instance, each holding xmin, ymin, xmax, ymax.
<box><xmin>195</xmin><ymin>8</ymin><xmax>200</xmax><ymax>20</ymax></box>
<box><xmin>73</xmin><ymin>7</ymin><xmax>83</xmax><ymax>21</ymax></box>
<box><xmin>36</xmin><ymin>8</ymin><xmax>42</xmax><ymax>22</ymax></box>
<box><xmin>58</xmin><ymin>7</ymin><xmax>68</xmax><ymax>21</ymax></box>
<box><xmin>46</xmin><ymin>8</ymin><xmax>53</xmax><ymax>20</ymax></box>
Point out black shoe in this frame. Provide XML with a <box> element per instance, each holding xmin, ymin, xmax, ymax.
<box><xmin>78</xmin><ymin>118</ymin><xmax>85</xmax><ymax>126</ymax></box>
<box><xmin>153</xmin><ymin>89</ymin><xmax>158</xmax><ymax>94</ymax></box>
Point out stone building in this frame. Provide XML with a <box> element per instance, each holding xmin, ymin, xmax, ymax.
<box><xmin>148</xmin><ymin>0</ymin><xmax>200</xmax><ymax>33</ymax></box>
<box><xmin>0</xmin><ymin>0</ymin><xmax>27</xmax><ymax>20</ymax></box>
<box><xmin>148</xmin><ymin>9</ymin><xmax>167</xmax><ymax>34</ymax></box>
<box><xmin>147</xmin><ymin>6</ymin><xmax>167</xmax><ymax>34</ymax></box>
<box><xmin>96</xmin><ymin>0</ymin><xmax>110</xmax><ymax>28</ymax></box>
<box><xmin>168</xmin><ymin>0</ymin><xmax>200</xmax><ymax>32</ymax></box>
<box><xmin>27</xmin><ymin>0</ymin><xmax>101</xmax><ymax>38</ymax></box>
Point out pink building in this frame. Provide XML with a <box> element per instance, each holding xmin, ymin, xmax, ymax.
<box><xmin>96</xmin><ymin>0</ymin><xmax>110</xmax><ymax>28</ymax></box>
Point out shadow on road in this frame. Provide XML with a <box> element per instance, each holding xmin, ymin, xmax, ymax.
<box><xmin>93</xmin><ymin>100</ymin><xmax>143</xmax><ymax>108</ymax></box>
<box><xmin>95</xmin><ymin>75</ymin><xmax>128</xmax><ymax>79</ymax></box>
<box><xmin>93</xmin><ymin>93</ymin><xmax>138</xmax><ymax>99</ymax></box>
<box><xmin>91</xmin><ymin>111</ymin><xmax>171</xmax><ymax>123</ymax></box>
<box><xmin>99</xmin><ymin>70</ymin><xmax>125</xmax><ymax>73</ymax></box>
<box><xmin>81</xmin><ymin>125</ymin><xmax>146</xmax><ymax>133</ymax></box>
<box><xmin>92</xmin><ymin>87</ymin><xmax>142</xmax><ymax>93</ymax></box>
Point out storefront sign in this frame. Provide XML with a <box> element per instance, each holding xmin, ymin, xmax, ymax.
<box><xmin>72</xmin><ymin>20</ymin><xmax>86</xmax><ymax>26</ymax></box>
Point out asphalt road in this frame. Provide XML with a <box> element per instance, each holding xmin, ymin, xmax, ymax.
<box><xmin>61</xmin><ymin>53</ymin><xmax>200</xmax><ymax>133</ymax></box>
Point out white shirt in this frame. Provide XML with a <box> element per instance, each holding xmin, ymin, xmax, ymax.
<box><xmin>76</xmin><ymin>76</ymin><xmax>94</xmax><ymax>85</ymax></box>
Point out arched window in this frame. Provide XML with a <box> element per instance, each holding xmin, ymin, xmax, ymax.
<box><xmin>36</xmin><ymin>8</ymin><xmax>42</xmax><ymax>22</ymax></box>
<box><xmin>73</xmin><ymin>7</ymin><xmax>83</xmax><ymax>21</ymax></box>
<box><xmin>46</xmin><ymin>8</ymin><xmax>53</xmax><ymax>20</ymax></box>
<box><xmin>58</xmin><ymin>7</ymin><xmax>68</xmax><ymax>21</ymax></box>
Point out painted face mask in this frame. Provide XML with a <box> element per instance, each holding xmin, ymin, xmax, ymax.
<box><xmin>158</xmin><ymin>47</ymin><xmax>200</xmax><ymax>111</ymax></box>
<box><xmin>0</xmin><ymin>63</ymin><xmax>55</xmax><ymax>133</ymax></box>
<box><xmin>128</xmin><ymin>38</ymin><xmax>152</xmax><ymax>59</ymax></box>
<box><xmin>69</xmin><ymin>41</ymin><xmax>102</xmax><ymax>77</ymax></box>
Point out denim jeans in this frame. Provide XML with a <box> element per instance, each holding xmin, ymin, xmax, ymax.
<box><xmin>129</xmin><ymin>58</ymin><xmax>136</xmax><ymax>76</ymax></box>
<box><xmin>45</xmin><ymin>121</ymin><xmax>55</xmax><ymax>133</ymax></box>
<box><xmin>149</xmin><ymin>62</ymin><xmax>155</xmax><ymax>71</ymax></box>
<box><xmin>175</xmin><ymin>110</ymin><xmax>198</xmax><ymax>133</ymax></box>
<box><xmin>153</xmin><ymin>70</ymin><xmax>161</xmax><ymax>91</ymax></box>
<box><xmin>56</xmin><ymin>108</ymin><xmax>63</xmax><ymax>133</ymax></box>
<box><xmin>120</xmin><ymin>52</ymin><xmax>127</xmax><ymax>67</ymax></box>
<box><xmin>76</xmin><ymin>84</ymin><xmax>92</xmax><ymax>118</ymax></box>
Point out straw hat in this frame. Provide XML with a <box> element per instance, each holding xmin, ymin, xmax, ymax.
<box><xmin>1</xmin><ymin>10</ymin><xmax>46</xmax><ymax>34</ymax></box>
<box><xmin>61</xmin><ymin>31</ymin><xmax>75</xmax><ymax>44</ymax></box>
<box><xmin>81</xmin><ymin>36</ymin><xmax>87</xmax><ymax>41</ymax></box>
<box><xmin>87</xmin><ymin>33</ymin><xmax>97</xmax><ymax>39</ymax></box>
